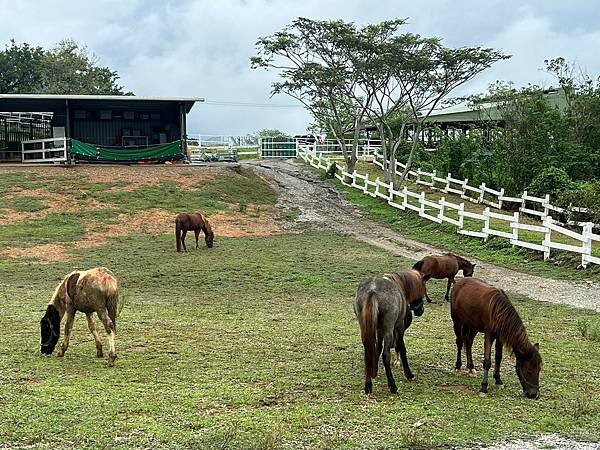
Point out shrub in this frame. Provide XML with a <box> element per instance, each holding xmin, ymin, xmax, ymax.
<box><xmin>559</xmin><ymin>180</ymin><xmax>600</xmax><ymax>223</ymax></box>
<box><xmin>526</xmin><ymin>167</ymin><xmax>575</xmax><ymax>200</ymax></box>
<box><xmin>577</xmin><ymin>318</ymin><xmax>600</xmax><ymax>342</ymax></box>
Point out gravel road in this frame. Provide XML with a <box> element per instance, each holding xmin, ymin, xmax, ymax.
<box><xmin>246</xmin><ymin>158</ymin><xmax>600</xmax><ymax>312</ymax></box>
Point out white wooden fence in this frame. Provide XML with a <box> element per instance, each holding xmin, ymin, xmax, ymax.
<box><xmin>21</xmin><ymin>137</ymin><xmax>68</xmax><ymax>163</ymax></box>
<box><xmin>373</xmin><ymin>151</ymin><xmax>591</xmax><ymax>225</ymax></box>
<box><xmin>299</xmin><ymin>150</ymin><xmax>600</xmax><ymax>268</ymax></box>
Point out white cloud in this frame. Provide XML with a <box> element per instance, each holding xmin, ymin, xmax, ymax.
<box><xmin>1</xmin><ymin>0</ymin><xmax>599</xmax><ymax>134</ymax></box>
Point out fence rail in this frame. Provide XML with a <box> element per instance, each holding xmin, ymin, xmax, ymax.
<box><xmin>21</xmin><ymin>137</ymin><xmax>68</xmax><ymax>163</ymax></box>
<box><xmin>373</xmin><ymin>151</ymin><xmax>591</xmax><ymax>225</ymax></box>
<box><xmin>298</xmin><ymin>149</ymin><xmax>599</xmax><ymax>268</ymax></box>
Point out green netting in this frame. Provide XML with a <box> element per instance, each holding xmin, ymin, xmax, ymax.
<box><xmin>71</xmin><ymin>139</ymin><xmax>182</xmax><ymax>161</ymax></box>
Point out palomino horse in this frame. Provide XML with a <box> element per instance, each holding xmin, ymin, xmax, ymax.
<box><xmin>451</xmin><ymin>277</ymin><xmax>542</xmax><ymax>398</ymax></box>
<box><xmin>40</xmin><ymin>267</ymin><xmax>119</xmax><ymax>367</ymax></box>
<box><xmin>413</xmin><ymin>253</ymin><xmax>475</xmax><ymax>302</ymax></box>
<box><xmin>354</xmin><ymin>270</ymin><xmax>426</xmax><ymax>394</ymax></box>
<box><xmin>175</xmin><ymin>212</ymin><xmax>214</xmax><ymax>252</ymax></box>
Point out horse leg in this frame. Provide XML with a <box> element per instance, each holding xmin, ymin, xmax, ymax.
<box><xmin>375</xmin><ymin>334</ymin><xmax>383</xmax><ymax>376</ymax></box>
<box><xmin>86</xmin><ymin>313</ymin><xmax>104</xmax><ymax>357</ymax></box>
<box><xmin>382</xmin><ymin>332</ymin><xmax>397</xmax><ymax>394</ymax></box>
<box><xmin>395</xmin><ymin>329</ymin><xmax>415</xmax><ymax>381</ymax></box>
<box><xmin>445</xmin><ymin>276</ymin><xmax>454</xmax><ymax>301</ymax></box>
<box><xmin>181</xmin><ymin>230</ymin><xmax>188</xmax><ymax>251</ymax></box>
<box><xmin>453</xmin><ymin>319</ymin><xmax>463</xmax><ymax>372</ymax></box>
<box><xmin>480</xmin><ymin>334</ymin><xmax>493</xmax><ymax>394</ymax></box>
<box><xmin>57</xmin><ymin>309</ymin><xmax>75</xmax><ymax>357</ymax></box>
<box><xmin>424</xmin><ymin>284</ymin><xmax>432</xmax><ymax>303</ymax></box>
<box><xmin>465</xmin><ymin>329</ymin><xmax>477</xmax><ymax>376</ymax></box>
<box><xmin>194</xmin><ymin>230</ymin><xmax>200</xmax><ymax>249</ymax></box>
<box><xmin>493</xmin><ymin>338</ymin><xmax>504</xmax><ymax>387</ymax></box>
<box><xmin>98</xmin><ymin>309</ymin><xmax>117</xmax><ymax>367</ymax></box>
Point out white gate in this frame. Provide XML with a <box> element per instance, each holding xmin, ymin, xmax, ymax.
<box><xmin>21</xmin><ymin>137</ymin><xmax>68</xmax><ymax>163</ymax></box>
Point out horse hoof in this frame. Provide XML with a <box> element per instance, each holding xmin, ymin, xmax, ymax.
<box><xmin>108</xmin><ymin>354</ymin><xmax>117</xmax><ymax>367</ymax></box>
<box><xmin>468</xmin><ymin>369</ymin><xmax>477</xmax><ymax>377</ymax></box>
<box><xmin>406</xmin><ymin>374</ymin><xmax>415</xmax><ymax>381</ymax></box>
<box><xmin>96</xmin><ymin>350</ymin><xmax>104</xmax><ymax>358</ymax></box>
<box><xmin>479</xmin><ymin>392</ymin><xmax>487</xmax><ymax>397</ymax></box>
<box><xmin>390</xmin><ymin>385</ymin><xmax>398</xmax><ymax>394</ymax></box>
<box><xmin>453</xmin><ymin>369</ymin><xmax>462</xmax><ymax>375</ymax></box>
<box><xmin>496</xmin><ymin>383</ymin><xmax>504</xmax><ymax>389</ymax></box>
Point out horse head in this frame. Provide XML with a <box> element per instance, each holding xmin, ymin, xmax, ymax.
<box><xmin>40</xmin><ymin>305</ymin><xmax>61</xmax><ymax>355</ymax></box>
<box><xmin>205</xmin><ymin>229</ymin><xmax>214</xmax><ymax>248</ymax></box>
<box><xmin>516</xmin><ymin>343</ymin><xmax>542</xmax><ymax>399</ymax></box>
<box><xmin>463</xmin><ymin>263</ymin><xmax>476</xmax><ymax>277</ymax></box>
<box><xmin>409</xmin><ymin>297</ymin><xmax>425</xmax><ymax>317</ymax></box>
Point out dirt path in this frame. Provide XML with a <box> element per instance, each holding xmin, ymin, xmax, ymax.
<box><xmin>246</xmin><ymin>158</ymin><xmax>600</xmax><ymax>312</ymax></box>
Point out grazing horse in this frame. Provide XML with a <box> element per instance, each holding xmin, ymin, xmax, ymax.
<box><xmin>413</xmin><ymin>253</ymin><xmax>475</xmax><ymax>302</ymax></box>
<box><xmin>451</xmin><ymin>277</ymin><xmax>542</xmax><ymax>398</ymax></box>
<box><xmin>175</xmin><ymin>212</ymin><xmax>214</xmax><ymax>252</ymax></box>
<box><xmin>40</xmin><ymin>267</ymin><xmax>119</xmax><ymax>367</ymax></box>
<box><xmin>354</xmin><ymin>270</ymin><xmax>427</xmax><ymax>394</ymax></box>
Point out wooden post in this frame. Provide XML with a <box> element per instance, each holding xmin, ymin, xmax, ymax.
<box><xmin>543</xmin><ymin>216</ymin><xmax>552</xmax><ymax>260</ymax></box>
<box><xmin>458</xmin><ymin>203</ymin><xmax>465</xmax><ymax>231</ymax></box>
<box><xmin>582</xmin><ymin>222</ymin><xmax>593</xmax><ymax>269</ymax></box>
<box><xmin>498</xmin><ymin>188</ymin><xmax>505</xmax><ymax>210</ymax></box>
<box><xmin>512</xmin><ymin>212</ymin><xmax>519</xmax><ymax>247</ymax></box>
<box><xmin>438</xmin><ymin>197</ymin><xmax>445</xmax><ymax>222</ymax></box>
<box><xmin>483</xmin><ymin>207</ymin><xmax>490</xmax><ymax>242</ymax></box>
<box><xmin>479</xmin><ymin>182</ymin><xmax>486</xmax><ymax>203</ymax></box>
<box><xmin>65</xmin><ymin>99</ymin><xmax>72</xmax><ymax>164</ymax></box>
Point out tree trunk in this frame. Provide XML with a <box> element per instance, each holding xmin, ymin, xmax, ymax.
<box><xmin>397</xmin><ymin>123</ymin><xmax>422</xmax><ymax>188</ymax></box>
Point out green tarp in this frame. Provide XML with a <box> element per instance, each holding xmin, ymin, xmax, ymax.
<box><xmin>71</xmin><ymin>139</ymin><xmax>182</xmax><ymax>161</ymax></box>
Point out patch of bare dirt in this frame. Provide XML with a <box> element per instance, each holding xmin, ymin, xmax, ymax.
<box><xmin>1</xmin><ymin>244</ymin><xmax>72</xmax><ymax>263</ymax></box>
<box><xmin>211</xmin><ymin>205</ymin><xmax>283</xmax><ymax>237</ymax></box>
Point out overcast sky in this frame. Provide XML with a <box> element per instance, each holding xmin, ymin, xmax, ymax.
<box><xmin>1</xmin><ymin>0</ymin><xmax>599</xmax><ymax>135</ymax></box>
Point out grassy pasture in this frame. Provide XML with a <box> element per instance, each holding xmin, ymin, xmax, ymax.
<box><xmin>0</xmin><ymin>167</ymin><xmax>599</xmax><ymax>449</ymax></box>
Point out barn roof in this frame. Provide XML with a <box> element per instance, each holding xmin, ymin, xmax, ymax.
<box><xmin>0</xmin><ymin>94</ymin><xmax>204</xmax><ymax>114</ymax></box>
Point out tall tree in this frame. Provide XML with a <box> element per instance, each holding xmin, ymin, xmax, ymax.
<box><xmin>0</xmin><ymin>39</ymin><xmax>130</xmax><ymax>95</ymax></box>
<box><xmin>251</xmin><ymin>18</ymin><xmax>374</xmax><ymax>173</ymax></box>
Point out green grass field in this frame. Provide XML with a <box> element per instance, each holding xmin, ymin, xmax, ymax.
<box><xmin>1</xmin><ymin>167</ymin><xmax>599</xmax><ymax>449</ymax></box>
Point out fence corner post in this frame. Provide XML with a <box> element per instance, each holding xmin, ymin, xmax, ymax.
<box><xmin>543</xmin><ymin>216</ymin><xmax>552</xmax><ymax>260</ymax></box>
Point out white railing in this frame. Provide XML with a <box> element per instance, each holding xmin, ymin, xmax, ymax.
<box><xmin>298</xmin><ymin>149</ymin><xmax>600</xmax><ymax>268</ymax></box>
<box><xmin>21</xmin><ymin>137</ymin><xmax>68</xmax><ymax>163</ymax></box>
<box><xmin>259</xmin><ymin>138</ymin><xmax>382</xmax><ymax>159</ymax></box>
<box><xmin>373</xmin><ymin>151</ymin><xmax>591</xmax><ymax>225</ymax></box>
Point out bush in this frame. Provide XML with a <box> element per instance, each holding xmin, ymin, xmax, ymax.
<box><xmin>559</xmin><ymin>180</ymin><xmax>600</xmax><ymax>223</ymax></box>
<box><xmin>577</xmin><ymin>318</ymin><xmax>600</xmax><ymax>342</ymax></box>
<box><xmin>526</xmin><ymin>167</ymin><xmax>575</xmax><ymax>200</ymax></box>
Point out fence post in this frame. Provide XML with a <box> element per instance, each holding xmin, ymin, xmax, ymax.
<box><xmin>521</xmin><ymin>191</ymin><xmax>527</xmax><ymax>213</ymax></box>
<box><xmin>512</xmin><ymin>212</ymin><xmax>519</xmax><ymax>247</ymax></box>
<box><xmin>483</xmin><ymin>207</ymin><xmax>490</xmax><ymax>242</ymax></box>
<box><xmin>363</xmin><ymin>173</ymin><xmax>370</xmax><ymax>194</ymax></box>
<box><xmin>419</xmin><ymin>192</ymin><xmax>426</xmax><ymax>217</ymax></box>
<box><xmin>402</xmin><ymin>186</ymin><xmax>409</xmax><ymax>209</ymax></box>
<box><xmin>543</xmin><ymin>216</ymin><xmax>552</xmax><ymax>260</ymax></box>
<box><xmin>582</xmin><ymin>222</ymin><xmax>593</xmax><ymax>269</ymax></box>
<box><xmin>458</xmin><ymin>203</ymin><xmax>465</xmax><ymax>232</ymax></box>
<box><xmin>438</xmin><ymin>197</ymin><xmax>445</xmax><ymax>222</ymax></box>
<box><xmin>543</xmin><ymin>194</ymin><xmax>550</xmax><ymax>220</ymax></box>
<box><xmin>462</xmin><ymin>179</ymin><xmax>469</xmax><ymax>199</ymax></box>
<box><xmin>498</xmin><ymin>188</ymin><xmax>505</xmax><ymax>210</ymax></box>
<box><xmin>388</xmin><ymin>181</ymin><xmax>395</xmax><ymax>204</ymax></box>
<box><xmin>444</xmin><ymin>173</ymin><xmax>451</xmax><ymax>193</ymax></box>
<box><xmin>431</xmin><ymin>170</ymin><xmax>437</xmax><ymax>189</ymax></box>
<box><xmin>416</xmin><ymin>168</ymin><xmax>422</xmax><ymax>185</ymax></box>
<box><xmin>479</xmin><ymin>182</ymin><xmax>486</xmax><ymax>203</ymax></box>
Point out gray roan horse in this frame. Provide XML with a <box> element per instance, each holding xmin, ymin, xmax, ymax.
<box><xmin>354</xmin><ymin>270</ymin><xmax>426</xmax><ymax>394</ymax></box>
<box><xmin>40</xmin><ymin>267</ymin><xmax>119</xmax><ymax>367</ymax></box>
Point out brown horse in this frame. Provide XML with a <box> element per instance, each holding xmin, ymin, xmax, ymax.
<box><xmin>354</xmin><ymin>270</ymin><xmax>427</xmax><ymax>394</ymax></box>
<box><xmin>413</xmin><ymin>253</ymin><xmax>475</xmax><ymax>302</ymax></box>
<box><xmin>40</xmin><ymin>267</ymin><xmax>119</xmax><ymax>367</ymax></box>
<box><xmin>175</xmin><ymin>212</ymin><xmax>214</xmax><ymax>252</ymax></box>
<box><xmin>451</xmin><ymin>277</ymin><xmax>542</xmax><ymax>398</ymax></box>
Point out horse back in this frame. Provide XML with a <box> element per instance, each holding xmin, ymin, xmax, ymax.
<box><xmin>451</xmin><ymin>277</ymin><xmax>494</xmax><ymax>332</ymax></box>
<box><xmin>415</xmin><ymin>255</ymin><xmax>458</xmax><ymax>279</ymax></box>
<box><xmin>355</xmin><ymin>277</ymin><xmax>407</xmax><ymax>329</ymax></box>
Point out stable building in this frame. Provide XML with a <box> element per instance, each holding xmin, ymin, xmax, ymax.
<box><xmin>0</xmin><ymin>94</ymin><xmax>202</xmax><ymax>163</ymax></box>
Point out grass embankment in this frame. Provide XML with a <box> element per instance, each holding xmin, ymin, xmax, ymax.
<box><xmin>324</xmin><ymin>161</ymin><xmax>600</xmax><ymax>282</ymax></box>
<box><xmin>0</xmin><ymin>166</ymin><xmax>599</xmax><ymax>448</ymax></box>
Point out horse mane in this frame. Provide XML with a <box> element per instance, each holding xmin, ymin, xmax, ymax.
<box><xmin>488</xmin><ymin>289</ymin><xmax>531</xmax><ymax>355</ymax></box>
<box><xmin>386</xmin><ymin>270</ymin><xmax>423</xmax><ymax>303</ymax></box>
<box><xmin>447</xmin><ymin>253</ymin><xmax>470</xmax><ymax>268</ymax></box>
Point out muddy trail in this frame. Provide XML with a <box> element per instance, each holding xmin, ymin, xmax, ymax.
<box><xmin>246</xmin><ymin>158</ymin><xmax>600</xmax><ymax>312</ymax></box>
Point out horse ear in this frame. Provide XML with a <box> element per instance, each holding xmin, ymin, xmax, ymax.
<box><xmin>66</xmin><ymin>273</ymin><xmax>80</xmax><ymax>300</ymax></box>
<box><xmin>534</xmin><ymin>342</ymin><xmax>539</xmax><ymax>349</ymax></box>
<box><xmin>472</xmin><ymin>263</ymin><xmax>476</xmax><ymax>268</ymax></box>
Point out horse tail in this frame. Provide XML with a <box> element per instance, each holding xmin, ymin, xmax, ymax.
<box><xmin>175</xmin><ymin>218</ymin><xmax>182</xmax><ymax>252</ymax></box>
<box><xmin>412</xmin><ymin>259</ymin><xmax>424</xmax><ymax>272</ymax></box>
<box><xmin>361</xmin><ymin>291</ymin><xmax>379</xmax><ymax>381</ymax></box>
<box><xmin>104</xmin><ymin>276</ymin><xmax>119</xmax><ymax>332</ymax></box>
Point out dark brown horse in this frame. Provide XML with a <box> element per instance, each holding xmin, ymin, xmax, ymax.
<box><xmin>175</xmin><ymin>212</ymin><xmax>214</xmax><ymax>252</ymax></box>
<box><xmin>451</xmin><ymin>277</ymin><xmax>542</xmax><ymax>398</ymax></box>
<box><xmin>40</xmin><ymin>267</ymin><xmax>119</xmax><ymax>367</ymax></box>
<box><xmin>354</xmin><ymin>270</ymin><xmax>426</xmax><ymax>394</ymax></box>
<box><xmin>413</xmin><ymin>253</ymin><xmax>475</xmax><ymax>302</ymax></box>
